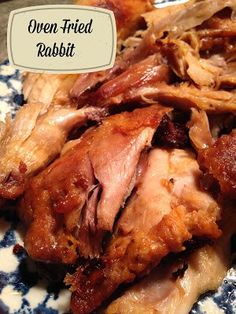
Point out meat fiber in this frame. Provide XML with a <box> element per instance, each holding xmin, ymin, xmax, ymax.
<box><xmin>105</xmin><ymin>246</ymin><xmax>229</xmax><ymax>314</ymax></box>
<box><xmin>158</xmin><ymin>39</ymin><xmax>223</xmax><ymax>87</ymax></box>
<box><xmin>66</xmin><ymin>148</ymin><xmax>221</xmax><ymax>314</ymax></box>
<box><xmin>70</xmin><ymin>0</ymin><xmax>154</xmax><ymax>102</ymax></box>
<box><xmin>23</xmin><ymin>74</ymin><xmax>79</xmax><ymax>107</ymax></box>
<box><xmin>19</xmin><ymin>105</ymin><xmax>170</xmax><ymax>262</ymax></box>
<box><xmin>188</xmin><ymin>108</ymin><xmax>214</xmax><ymax>150</ymax></box>
<box><xmin>106</xmin><ymin>203</ymin><xmax>235</xmax><ymax>314</ymax></box>
<box><xmin>83</xmin><ymin>55</ymin><xmax>172</xmax><ymax>108</ymax></box>
<box><xmin>92</xmin><ymin>81</ymin><xmax>236</xmax><ymax>113</ymax></box>
<box><xmin>0</xmin><ymin>104</ymin><xmax>104</xmax><ymax>199</ymax></box>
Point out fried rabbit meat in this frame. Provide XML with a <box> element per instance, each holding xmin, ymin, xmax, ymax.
<box><xmin>106</xmin><ymin>203</ymin><xmax>235</xmax><ymax>314</ymax></box>
<box><xmin>66</xmin><ymin>148</ymin><xmax>221</xmax><ymax>314</ymax></box>
<box><xmin>19</xmin><ymin>105</ymin><xmax>170</xmax><ymax>263</ymax></box>
<box><xmin>0</xmin><ymin>103</ymin><xmax>104</xmax><ymax>199</ymax></box>
<box><xmin>198</xmin><ymin>129</ymin><xmax>236</xmax><ymax>198</ymax></box>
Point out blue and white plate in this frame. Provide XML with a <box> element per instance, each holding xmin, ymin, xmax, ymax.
<box><xmin>0</xmin><ymin>0</ymin><xmax>236</xmax><ymax>311</ymax></box>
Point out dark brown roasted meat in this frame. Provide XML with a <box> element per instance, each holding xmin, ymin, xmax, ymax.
<box><xmin>198</xmin><ymin>129</ymin><xmax>236</xmax><ymax>198</ymax></box>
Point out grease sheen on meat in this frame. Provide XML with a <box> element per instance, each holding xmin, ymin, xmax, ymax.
<box><xmin>106</xmin><ymin>203</ymin><xmax>235</xmax><ymax>314</ymax></box>
<box><xmin>0</xmin><ymin>104</ymin><xmax>103</xmax><ymax>199</ymax></box>
<box><xmin>19</xmin><ymin>105</ymin><xmax>170</xmax><ymax>262</ymax></box>
<box><xmin>66</xmin><ymin>148</ymin><xmax>221</xmax><ymax>314</ymax></box>
<box><xmin>198</xmin><ymin>130</ymin><xmax>236</xmax><ymax>198</ymax></box>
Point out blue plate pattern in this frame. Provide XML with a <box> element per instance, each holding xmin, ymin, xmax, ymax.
<box><xmin>0</xmin><ymin>60</ymin><xmax>23</xmax><ymax>121</ymax></box>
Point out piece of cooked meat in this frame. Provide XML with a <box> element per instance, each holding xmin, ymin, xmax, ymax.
<box><xmin>198</xmin><ymin>129</ymin><xmax>236</xmax><ymax>198</ymax></box>
<box><xmin>91</xmin><ymin>80</ymin><xmax>236</xmax><ymax>113</ymax></box>
<box><xmin>197</xmin><ymin>7</ymin><xmax>236</xmax><ymax>39</ymax></box>
<box><xmin>23</xmin><ymin>0</ymin><xmax>153</xmax><ymax>106</ymax></box>
<box><xmin>105</xmin><ymin>242</ymin><xmax>230</xmax><ymax>314</ymax></box>
<box><xmin>133</xmin><ymin>0</ymin><xmax>236</xmax><ymax>61</ymax></box>
<box><xmin>0</xmin><ymin>103</ymin><xmax>105</xmax><ymax>199</ymax></box>
<box><xmin>82</xmin><ymin>55</ymin><xmax>172</xmax><ymax>108</ymax></box>
<box><xmin>70</xmin><ymin>0</ymin><xmax>236</xmax><ymax>111</ymax></box>
<box><xmin>219</xmin><ymin>62</ymin><xmax>236</xmax><ymax>89</ymax></box>
<box><xmin>76</xmin><ymin>0</ymin><xmax>153</xmax><ymax>41</ymax></box>
<box><xmin>152</xmin><ymin>114</ymin><xmax>190</xmax><ymax>149</ymax></box>
<box><xmin>106</xmin><ymin>202</ymin><xmax>235</xmax><ymax>314</ymax></box>
<box><xmin>70</xmin><ymin>0</ymin><xmax>154</xmax><ymax>102</ymax></box>
<box><xmin>133</xmin><ymin>82</ymin><xmax>236</xmax><ymax>113</ymax></box>
<box><xmin>66</xmin><ymin>148</ymin><xmax>221</xmax><ymax>314</ymax></box>
<box><xmin>158</xmin><ymin>39</ymin><xmax>223</xmax><ymax>87</ymax></box>
<box><xmin>19</xmin><ymin>104</ymin><xmax>170</xmax><ymax>263</ymax></box>
<box><xmin>188</xmin><ymin>108</ymin><xmax>214</xmax><ymax>150</ymax></box>
<box><xmin>23</xmin><ymin>74</ymin><xmax>79</xmax><ymax>107</ymax></box>
<box><xmin>156</xmin><ymin>84</ymin><xmax>236</xmax><ymax>113</ymax></box>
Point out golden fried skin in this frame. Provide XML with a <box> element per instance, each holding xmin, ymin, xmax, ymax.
<box><xmin>198</xmin><ymin>130</ymin><xmax>236</xmax><ymax>198</ymax></box>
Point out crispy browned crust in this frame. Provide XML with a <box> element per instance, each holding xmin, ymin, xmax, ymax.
<box><xmin>19</xmin><ymin>105</ymin><xmax>170</xmax><ymax>264</ymax></box>
<box><xmin>66</xmin><ymin>206</ymin><xmax>221</xmax><ymax>314</ymax></box>
<box><xmin>198</xmin><ymin>130</ymin><xmax>236</xmax><ymax>198</ymax></box>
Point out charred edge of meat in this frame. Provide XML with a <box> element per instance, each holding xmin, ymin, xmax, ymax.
<box><xmin>13</xmin><ymin>244</ymin><xmax>26</xmax><ymax>257</ymax></box>
<box><xmin>152</xmin><ymin>111</ymin><xmax>190</xmax><ymax>148</ymax></box>
<box><xmin>198</xmin><ymin>130</ymin><xmax>236</xmax><ymax>198</ymax></box>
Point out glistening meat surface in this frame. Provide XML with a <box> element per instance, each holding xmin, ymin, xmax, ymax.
<box><xmin>106</xmin><ymin>243</ymin><xmax>230</xmax><ymax>314</ymax></box>
<box><xmin>19</xmin><ymin>105</ymin><xmax>170</xmax><ymax>263</ymax></box>
<box><xmin>0</xmin><ymin>104</ymin><xmax>103</xmax><ymax>199</ymax></box>
<box><xmin>106</xmin><ymin>203</ymin><xmax>236</xmax><ymax>314</ymax></box>
<box><xmin>66</xmin><ymin>148</ymin><xmax>221</xmax><ymax>314</ymax></box>
<box><xmin>198</xmin><ymin>129</ymin><xmax>236</xmax><ymax>198</ymax></box>
<box><xmin>70</xmin><ymin>0</ymin><xmax>154</xmax><ymax>101</ymax></box>
<box><xmin>119</xmin><ymin>83</ymin><xmax>236</xmax><ymax>113</ymax></box>
<box><xmin>82</xmin><ymin>55</ymin><xmax>172</xmax><ymax>108</ymax></box>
